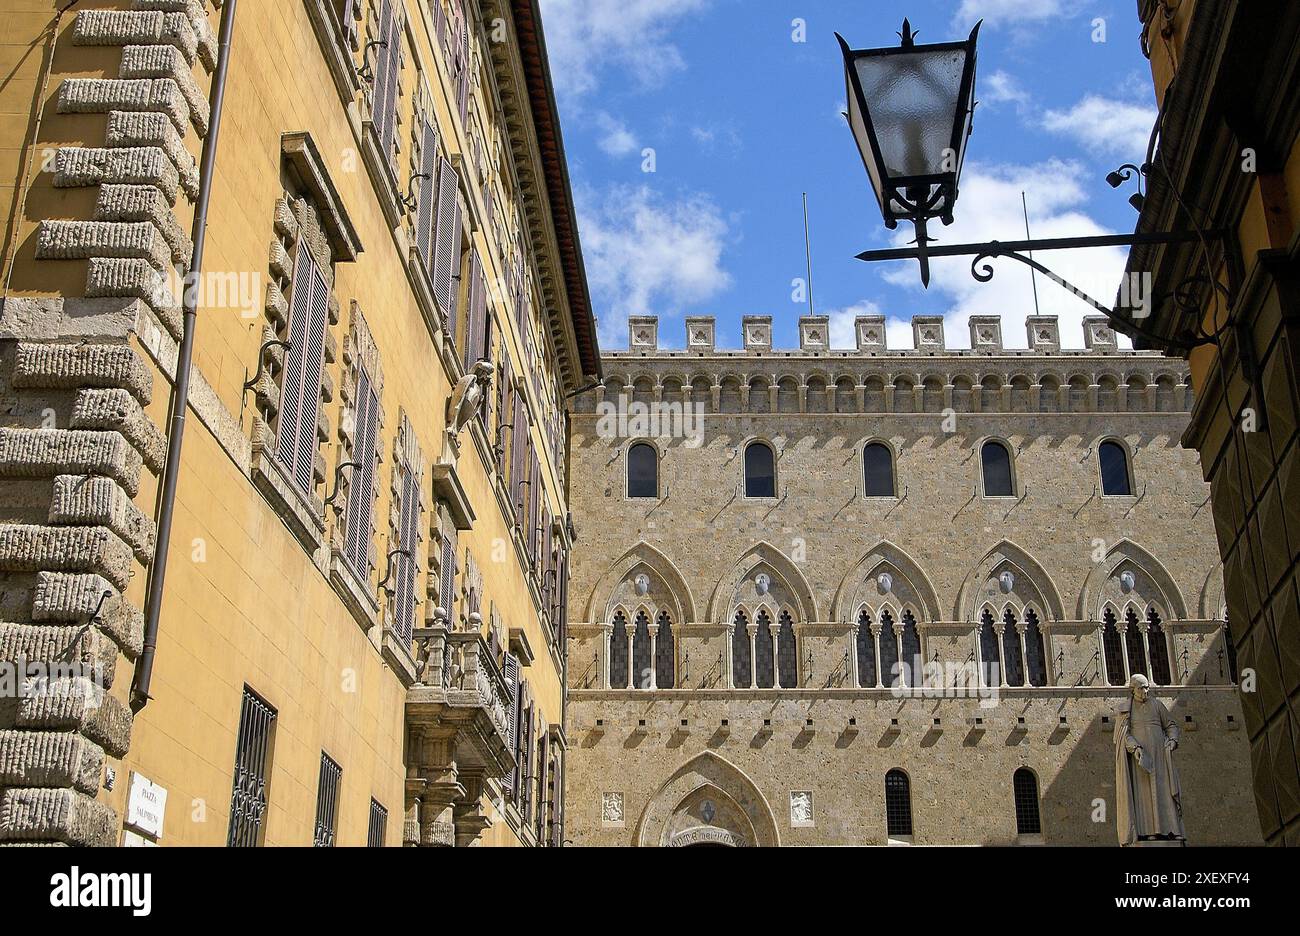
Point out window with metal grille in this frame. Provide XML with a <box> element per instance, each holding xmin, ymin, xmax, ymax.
<box><xmin>277</xmin><ymin>246</ymin><xmax>330</xmax><ymax>497</ymax></box>
<box><xmin>367</xmin><ymin>798</ymin><xmax>387</xmax><ymax>847</ymax></box>
<box><xmin>227</xmin><ymin>688</ymin><xmax>276</xmax><ymax>847</ymax></box>
<box><xmin>342</xmin><ymin>362</ymin><xmax>379</xmax><ymax>579</ymax></box>
<box><xmin>884</xmin><ymin>769</ymin><xmax>913</xmax><ymax>837</ymax></box>
<box><xmin>1013</xmin><ymin>767</ymin><xmax>1042</xmax><ymax>835</ymax></box>
<box><xmin>313</xmin><ymin>752</ymin><xmax>342</xmax><ymax>847</ymax></box>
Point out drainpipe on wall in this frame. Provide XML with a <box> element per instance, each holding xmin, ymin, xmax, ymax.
<box><xmin>131</xmin><ymin>0</ymin><xmax>239</xmax><ymax>710</ymax></box>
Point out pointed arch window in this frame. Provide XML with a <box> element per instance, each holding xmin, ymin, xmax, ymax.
<box><xmin>878</xmin><ymin>609</ymin><xmax>899</xmax><ymax>688</ymax></box>
<box><xmin>628</xmin><ymin>442</ymin><xmax>658</xmax><ymax>498</ymax></box>
<box><xmin>1013</xmin><ymin>768</ymin><xmax>1041</xmax><ymax>835</ymax></box>
<box><xmin>744</xmin><ymin>441</ymin><xmax>776</xmax><ymax>497</ymax></box>
<box><xmin>754</xmin><ymin>610</ymin><xmax>776</xmax><ymax>688</ymax></box>
<box><xmin>1147</xmin><ymin>609</ymin><xmax>1173</xmax><ymax>685</ymax></box>
<box><xmin>863</xmin><ymin>442</ymin><xmax>895</xmax><ymax>496</ymax></box>
<box><xmin>655</xmin><ymin>611</ymin><xmax>675</xmax><ymax>689</ymax></box>
<box><xmin>1024</xmin><ymin>609</ymin><xmax>1048</xmax><ymax>687</ymax></box>
<box><xmin>978</xmin><ymin>609</ymin><xmax>1000</xmax><ymax>688</ymax></box>
<box><xmin>731</xmin><ymin>610</ymin><xmax>752</xmax><ymax>689</ymax></box>
<box><xmin>900</xmin><ymin>609</ymin><xmax>921</xmax><ymax>689</ymax></box>
<box><xmin>981</xmin><ymin>440</ymin><xmax>1014</xmax><ymax>497</ymax></box>
<box><xmin>631</xmin><ymin>610</ymin><xmax>652</xmax><ymax>690</ymax></box>
<box><xmin>1002</xmin><ymin>609</ymin><xmax>1025</xmax><ymax>687</ymax></box>
<box><xmin>884</xmin><ymin>769</ymin><xmax>913</xmax><ymax>837</ymax></box>
<box><xmin>1124</xmin><ymin>608</ymin><xmax>1149</xmax><ymax>679</ymax></box>
<box><xmin>777</xmin><ymin>610</ymin><xmax>798</xmax><ymax>688</ymax></box>
<box><xmin>609</xmin><ymin>611</ymin><xmax>629</xmax><ymax>689</ymax></box>
<box><xmin>1099</xmin><ymin>440</ymin><xmax>1132</xmax><ymax>496</ymax></box>
<box><xmin>1101</xmin><ymin>608</ymin><xmax>1126</xmax><ymax>686</ymax></box>
<box><xmin>856</xmin><ymin>609</ymin><xmax>878</xmax><ymax>688</ymax></box>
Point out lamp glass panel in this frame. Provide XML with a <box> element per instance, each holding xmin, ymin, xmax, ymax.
<box><xmin>854</xmin><ymin>46</ymin><xmax>968</xmax><ymax>178</ymax></box>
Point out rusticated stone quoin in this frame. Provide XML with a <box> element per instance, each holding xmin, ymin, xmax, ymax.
<box><xmin>0</xmin><ymin>428</ymin><xmax>145</xmax><ymax>496</ymax></box>
<box><xmin>32</xmin><ymin>572</ymin><xmax>143</xmax><ymax>661</ymax></box>
<box><xmin>14</xmin><ymin>679</ymin><xmax>135</xmax><ymax>758</ymax></box>
<box><xmin>0</xmin><ymin>730</ymin><xmax>105</xmax><ymax>795</ymax></box>
<box><xmin>12</xmin><ymin>342</ymin><xmax>153</xmax><ymax>405</ymax></box>
<box><xmin>55</xmin><ymin>146</ymin><xmax>180</xmax><ymax>204</ymax></box>
<box><xmin>0</xmin><ymin>787</ymin><xmax>117</xmax><ymax>847</ymax></box>
<box><xmin>0</xmin><ymin>525</ymin><xmax>134</xmax><ymax>590</ymax></box>
<box><xmin>49</xmin><ymin>474</ymin><xmax>156</xmax><ymax>561</ymax></box>
<box><xmin>71</xmin><ymin>387</ymin><xmax>167</xmax><ymax>473</ymax></box>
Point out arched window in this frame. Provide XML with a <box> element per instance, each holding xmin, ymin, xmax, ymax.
<box><xmin>631</xmin><ymin>610</ymin><xmax>652</xmax><ymax>690</ymax></box>
<box><xmin>609</xmin><ymin>611</ymin><xmax>629</xmax><ymax>688</ymax></box>
<box><xmin>900</xmin><ymin>609</ymin><xmax>921</xmax><ymax>689</ymax></box>
<box><xmin>878</xmin><ymin>608</ymin><xmax>899</xmax><ymax>688</ymax></box>
<box><xmin>978</xmin><ymin>609</ymin><xmax>1000</xmax><ymax>688</ymax></box>
<box><xmin>1124</xmin><ymin>608</ymin><xmax>1149</xmax><ymax>679</ymax></box>
<box><xmin>754</xmin><ymin>610</ymin><xmax>775</xmax><ymax>688</ymax></box>
<box><xmin>856</xmin><ymin>609</ymin><xmax>878</xmax><ymax>688</ymax></box>
<box><xmin>1147</xmin><ymin>609</ymin><xmax>1172</xmax><ymax>685</ymax></box>
<box><xmin>1002</xmin><ymin>609</ymin><xmax>1025</xmax><ymax>687</ymax></box>
<box><xmin>655</xmin><ymin>611</ymin><xmax>675</xmax><ymax>689</ymax></box>
<box><xmin>981</xmin><ymin>441</ymin><xmax>1014</xmax><ymax>497</ymax></box>
<box><xmin>627</xmin><ymin>442</ymin><xmax>658</xmax><ymax>498</ymax></box>
<box><xmin>884</xmin><ymin>769</ymin><xmax>913</xmax><ymax>837</ymax></box>
<box><xmin>1013</xmin><ymin>768</ymin><xmax>1041</xmax><ymax>835</ymax></box>
<box><xmin>744</xmin><ymin>442</ymin><xmax>776</xmax><ymax>497</ymax></box>
<box><xmin>777</xmin><ymin>610</ymin><xmax>798</xmax><ymax>688</ymax></box>
<box><xmin>1024</xmin><ymin>609</ymin><xmax>1048</xmax><ymax>687</ymax></box>
<box><xmin>1101</xmin><ymin>608</ymin><xmax>1126</xmax><ymax>686</ymax></box>
<box><xmin>731</xmin><ymin>610</ymin><xmax>751</xmax><ymax>688</ymax></box>
<box><xmin>863</xmin><ymin>442</ymin><xmax>895</xmax><ymax>497</ymax></box>
<box><xmin>1098</xmin><ymin>440</ymin><xmax>1131</xmax><ymax>495</ymax></box>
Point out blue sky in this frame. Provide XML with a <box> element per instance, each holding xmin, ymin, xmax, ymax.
<box><xmin>538</xmin><ymin>0</ymin><xmax>1157</xmax><ymax>352</ymax></box>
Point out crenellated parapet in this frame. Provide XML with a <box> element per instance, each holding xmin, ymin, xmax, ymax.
<box><xmin>580</xmin><ymin>314</ymin><xmax>1192</xmax><ymax>415</ymax></box>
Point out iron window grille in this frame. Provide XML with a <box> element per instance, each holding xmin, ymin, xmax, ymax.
<box><xmin>884</xmin><ymin>769</ymin><xmax>913</xmax><ymax>837</ymax></box>
<box><xmin>1013</xmin><ymin>768</ymin><xmax>1042</xmax><ymax>835</ymax></box>
<box><xmin>227</xmin><ymin>687</ymin><xmax>276</xmax><ymax>847</ymax></box>
<box><xmin>313</xmin><ymin>752</ymin><xmax>343</xmax><ymax>847</ymax></box>
<box><xmin>367</xmin><ymin>798</ymin><xmax>388</xmax><ymax>847</ymax></box>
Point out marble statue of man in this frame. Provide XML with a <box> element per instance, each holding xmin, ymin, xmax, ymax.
<box><xmin>1114</xmin><ymin>674</ymin><xmax>1186</xmax><ymax>845</ymax></box>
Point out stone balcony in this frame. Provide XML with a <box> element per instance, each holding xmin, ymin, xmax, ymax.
<box><xmin>403</xmin><ymin>614</ymin><xmax>515</xmax><ymax>846</ymax></box>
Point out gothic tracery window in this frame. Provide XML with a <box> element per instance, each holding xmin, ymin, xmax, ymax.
<box><xmin>1002</xmin><ymin>609</ymin><xmax>1025</xmax><ymax>687</ymax></box>
<box><xmin>1024</xmin><ymin>608</ymin><xmax>1048</xmax><ymax>687</ymax></box>
<box><xmin>754</xmin><ymin>610</ymin><xmax>775</xmax><ymax>688</ymax></box>
<box><xmin>878</xmin><ymin>608</ymin><xmax>899</xmax><ymax>687</ymax></box>
<box><xmin>777</xmin><ymin>610</ymin><xmax>798</xmax><ymax>688</ymax></box>
<box><xmin>655</xmin><ymin>611</ymin><xmax>675</xmax><ymax>689</ymax></box>
<box><xmin>1101</xmin><ymin>608</ymin><xmax>1126</xmax><ymax>686</ymax></box>
<box><xmin>856</xmin><ymin>609</ymin><xmax>878</xmax><ymax>688</ymax></box>
<box><xmin>631</xmin><ymin>610</ymin><xmax>652</xmax><ymax>690</ymax></box>
<box><xmin>899</xmin><ymin>609</ymin><xmax>921</xmax><ymax>689</ymax></box>
<box><xmin>609</xmin><ymin>611</ymin><xmax>629</xmax><ymax>689</ymax></box>
<box><xmin>732</xmin><ymin>610</ymin><xmax>751</xmax><ymax>688</ymax></box>
<box><xmin>1147</xmin><ymin>608</ymin><xmax>1173</xmax><ymax>685</ymax></box>
<box><xmin>1124</xmin><ymin>608</ymin><xmax>1149</xmax><ymax>679</ymax></box>
<box><xmin>978</xmin><ymin>609</ymin><xmax>1000</xmax><ymax>688</ymax></box>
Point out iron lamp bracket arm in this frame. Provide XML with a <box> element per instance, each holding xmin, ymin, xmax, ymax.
<box><xmin>242</xmin><ymin>339</ymin><xmax>292</xmax><ymax>396</ymax></box>
<box><xmin>324</xmin><ymin>461</ymin><xmax>362</xmax><ymax>509</ymax></box>
<box><xmin>378</xmin><ymin>548</ymin><xmax>413</xmax><ymax>595</ymax></box>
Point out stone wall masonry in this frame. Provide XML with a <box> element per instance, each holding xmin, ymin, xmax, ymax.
<box><xmin>0</xmin><ymin>0</ymin><xmax>212</xmax><ymax>846</ymax></box>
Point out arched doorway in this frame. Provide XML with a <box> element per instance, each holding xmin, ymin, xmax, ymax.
<box><xmin>635</xmin><ymin>751</ymin><xmax>780</xmax><ymax>847</ymax></box>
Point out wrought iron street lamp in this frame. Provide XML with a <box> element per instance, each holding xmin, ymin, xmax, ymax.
<box><xmin>837</xmin><ymin>19</ymin><xmax>979</xmax><ymax>286</ymax></box>
<box><xmin>840</xmin><ymin>19</ymin><xmax>1227</xmax><ymax>351</ymax></box>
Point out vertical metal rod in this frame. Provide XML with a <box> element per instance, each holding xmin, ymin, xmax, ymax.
<box><xmin>1022</xmin><ymin>191</ymin><xmax>1041</xmax><ymax>315</ymax></box>
<box><xmin>802</xmin><ymin>192</ymin><xmax>815</xmax><ymax>316</ymax></box>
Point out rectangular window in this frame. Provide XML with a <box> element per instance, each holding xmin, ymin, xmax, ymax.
<box><xmin>342</xmin><ymin>363</ymin><xmax>379</xmax><ymax>578</ymax></box>
<box><xmin>432</xmin><ymin>157</ymin><xmax>462</xmax><ymax>336</ymax></box>
<box><xmin>502</xmin><ymin>652</ymin><xmax>520</xmax><ymax>799</ymax></box>
<box><xmin>277</xmin><ymin>247</ymin><xmax>330</xmax><ymax>496</ymax></box>
<box><xmin>394</xmin><ymin>466</ymin><xmax>420</xmax><ymax>642</ymax></box>
<box><xmin>313</xmin><ymin>752</ymin><xmax>342</xmax><ymax>847</ymax></box>
<box><xmin>414</xmin><ymin>113</ymin><xmax>439</xmax><ymax>275</ymax></box>
<box><xmin>462</xmin><ymin>246</ymin><xmax>488</xmax><ymax>372</ymax></box>
<box><xmin>370</xmin><ymin>0</ymin><xmax>402</xmax><ymax>168</ymax></box>
<box><xmin>439</xmin><ymin>520</ymin><xmax>458</xmax><ymax>622</ymax></box>
<box><xmin>367</xmin><ymin>799</ymin><xmax>388</xmax><ymax>847</ymax></box>
<box><xmin>228</xmin><ymin>688</ymin><xmax>276</xmax><ymax>847</ymax></box>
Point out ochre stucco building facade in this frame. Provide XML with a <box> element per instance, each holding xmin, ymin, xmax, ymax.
<box><xmin>563</xmin><ymin>314</ymin><xmax>1260</xmax><ymax>846</ymax></box>
<box><xmin>0</xmin><ymin>0</ymin><xmax>597</xmax><ymax>846</ymax></box>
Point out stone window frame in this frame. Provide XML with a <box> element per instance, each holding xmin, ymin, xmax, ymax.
<box><xmin>303</xmin><ymin>0</ymin><xmax>364</xmax><ymax>104</ymax></box>
<box><xmin>860</xmin><ymin>437</ymin><xmax>899</xmax><ymax>500</ymax></box>
<box><xmin>381</xmin><ymin>409</ymin><xmax>426</xmax><ymax>685</ymax></box>
<box><xmin>1095</xmin><ymin>435</ymin><xmax>1138</xmax><ymax>498</ymax></box>
<box><xmin>329</xmin><ymin>301</ymin><xmax>385</xmax><ymax>631</ymax></box>
<box><xmin>977</xmin><ymin>436</ymin><xmax>1019</xmax><ymax>499</ymax></box>
<box><xmin>740</xmin><ymin>436</ymin><xmax>779</xmax><ymax>500</ymax></box>
<box><xmin>249</xmin><ymin>133</ymin><xmax>361</xmax><ymax>556</ymax></box>
<box><xmin>624</xmin><ymin>438</ymin><xmax>661</xmax><ymax>501</ymax></box>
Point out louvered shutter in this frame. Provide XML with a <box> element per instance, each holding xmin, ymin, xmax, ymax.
<box><xmin>432</xmin><ymin>157</ymin><xmax>461</xmax><ymax>334</ymax></box>
<box><xmin>395</xmin><ymin>466</ymin><xmax>419</xmax><ymax>642</ymax></box>
<box><xmin>371</xmin><ymin>1</ymin><xmax>400</xmax><ymax>164</ymax></box>
<box><xmin>415</xmin><ymin>115</ymin><xmax>438</xmax><ymax>273</ymax></box>
<box><xmin>456</xmin><ymin>14</ymin><xmax>470</xmax><ymax>123</ymax></box>
<box><xmin>277</xmin><ymin>248</ymin><xmax>328</xmax><ymax>495</ymax></box>
<box><xmin>511</xmin><ymin>393</ymin><xmax>527</xmax><ymax>517</ymax></box>
<box><xmin>502</xmin><ymin>652</ymin><xmax>520</xmax><ymax>795</ymax></box>
<box><xmin>462</xmin><ymin>247</ymin><xmax>482</xmax><ymax>372</ymax></box>
<box><xmin>344</xmin><ymin>365</ymin><xmax>378</xmax><ymax>574</ymax></box>
<box><xmin>439</xmin><ymin>522</ymin><xmax>457</xmax><ymax>619</ymax></box>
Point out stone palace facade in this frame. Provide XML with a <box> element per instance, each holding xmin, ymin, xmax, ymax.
<box><xmin>563</xmin><ymin>312</ymin><xmax>1261</xmax><ymax>846</ymax></box>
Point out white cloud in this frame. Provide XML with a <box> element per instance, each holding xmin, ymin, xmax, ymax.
<box><xmin>984</xmin><ymin>69</ymin><xmax>1030</xmax><ymax>109</ymax></box>
<box><xmin>595</xmin><ymin>112</ymin><xmax>638</xmax><ymax>157</ymax></box>
<box><xmin>577</xmin><ymin>185</ymin><xmax>731</xmax><ymax>348</ymax></box>
<box><xmin>539</xmin><ymin>0</ymin><xmax>710</xmax><ymax>100</ymax></box>
<box><xmin>1041</xmin><ymin>94</ymin><xmax>1157</xmax><ymax>160</ymax></box>
<box><xmin>878</xmin><ymin>158</ymin><xmax>1132</xmax><ymax>350</ymax></box>
<box><xmin>956</xmin><ymin>0</ymin><xmax>1064</xmax><ymax>26</ymax></box>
